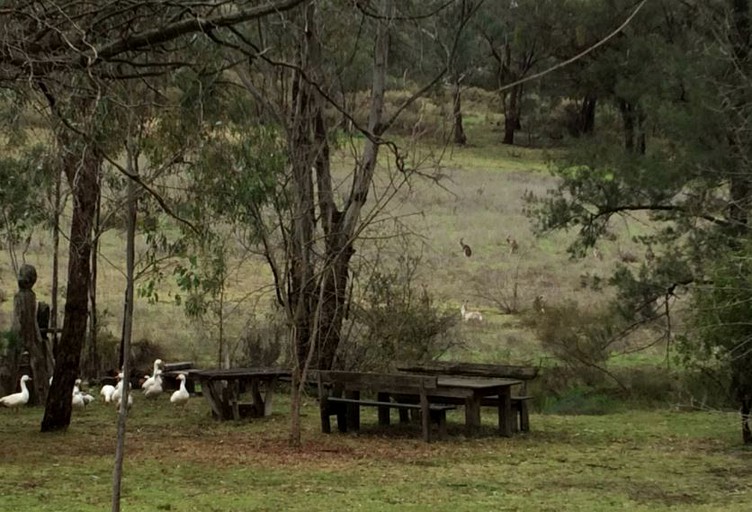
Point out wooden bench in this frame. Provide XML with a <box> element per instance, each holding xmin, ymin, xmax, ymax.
<box><xmin>317</xmin><ymin>371</ymin><xmax>456</xmax><ymax>442</ymax></box>
<box><xmin>397</xmin><ymin>362</ymin><xmax>539</xmax><ymax>432</ymax></box>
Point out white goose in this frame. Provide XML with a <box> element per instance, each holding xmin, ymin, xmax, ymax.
<box><xmin>72</xmin><ymin>378</ymin><xmax>95</xmax><ymax>409</ymax></box>
<box><xmin>100</xmin><ymin>384</ymin><xmax>116</xmax><ymax>403</ymax></box>
<box><xmin>116</xmin><ymin>392</ymin><xmax>133</xmax><ymax>411</ymax></box>
<box><xmin>72</xmin><ymin>390</ymin><xmax>86</xmax><ymax>409</ymax></box>
<box><xmin>170</xmin><ymin>374</ymin><xmax>190</xmax><ymax>407</ymax></box>
<box><xmin>0</xmin><ymin>375</ymin><xmax>32</xmax><ymax>412</ymax></box>
<box><xmin>143</xmin><ymin>373</ymin><xmax>163</xmax><ymax>399</ymax></box>
<box><xmin>111</xmin><ymin>373</ymin><xmax>130</xmax><ymax>403</ymax></box>
<box><xmin>142</xmin><ymin>369</ymin><xmax>163</xmax><ymax>394</ymax></box>
<box><xmin>141</xmin><ymin>359</ymin><xmax>164</xmax><ymax>391</ymax></box>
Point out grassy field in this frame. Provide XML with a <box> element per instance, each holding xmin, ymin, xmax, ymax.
<box><xmin>0</xmin><ymin>393</ymin><xmax>750</xmax><ymax>512</ymax></box>
<box><xmin>0</xmin><ymin>113</ymin><xmax>654</xmax><ymax>368</ymax></box>
<box><xmin>1</xmin><ymin>106</ymin><xmax>749</xmax><ymax>511</ymax></box>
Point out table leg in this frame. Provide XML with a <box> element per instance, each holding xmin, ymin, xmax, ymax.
<box><xmin>346</xmin><ymin>390</ymin><xmax>360</xmax><ymax>431</ymax></box>
<box><xmin>377</xmin><ymin>392</ymin><xmax>390</xmax><ymax>425</ymax></box>
<box><xmin>201</xmin><ymin>379</ymin><xmax>224</xmax><ymax>419</ymax></box>
<box><xmin>263</xmin><ymin>377</ymin><xmax>277</xmax><ymax>416</ymax></box>
<box><xmin>498</xmin><ymin>387</ymin><xmax>513</xmax><ymax>437</ymax></box>
<box><xmin>231</xmin><ymin>380</ymin><xmax>240</xmax><ymax>421</ymax></box>
<box><xmin>465</xmin><ymin>397</ymin><xmax>481</xmax><ymax>432</ymax></box>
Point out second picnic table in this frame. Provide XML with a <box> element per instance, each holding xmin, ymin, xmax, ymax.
<box><xmin>193</xmin><ymin>367</ymin><xmax>290</xmax><ymax>421</ymax></box>
<box><xmin>318</xmin><ymin>370</ymin><xmax>521</xmax><ymax>438</ymax></box>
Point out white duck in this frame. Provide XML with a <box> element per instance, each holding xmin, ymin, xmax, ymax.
<box><xmin>143</xmin><ymin>373</ymin><xmax>163</xmax><ymax>399</ymax></box>
<box><xmin>100</xmin><ymin>384</ymin><xmax>116</xmax><ymax>403</ymax></box>
<box><xmin>116</xmin><ymin>392</ymin><xmax>133</xmax><ymax>411</ymax></box>
<box><xmin>72</xmin><ymin>378</ymin><xmax>94</xmax><ymax>409</ymax></box>
<box><xmin>72</xmin><ymin>390</ymin><xmax>86</xmax><ymax>409</ymax></box>
<box><xmin>170</xmin><ymin>374</ymin><xmax>190</xmax><ymax>407</ymax></box>
<box><xmin>111</xmin><ymin>373</ymin><xmax>132</xmax><ymax>403</ymax></box>
<box><xmin>141</xmin><ymin>359</ymin><xmax>164</xmax><ymax>391</ymax></box>
<box><xmin>0</xmin><ymin>375</ymin><xmax>32</xmax><ymax>412</ymax></box>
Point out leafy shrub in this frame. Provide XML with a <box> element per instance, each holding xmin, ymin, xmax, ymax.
<box><xmin>236</xmin><ymin>306</ymin><xmax>288</xmax><ymax>367</ymax></box>
<box><xmin>539</xmin><ymin>386</ymin><xmax>621</xmax><ymax>415</ymax></box>
<box><xmin>339</xmin><ymin>255</ymin><xmax>461</xmax><ymax>371</ymax></box>
<box><xmin>525</xmin><ymin>299</ymin><xmax>621</xmax><ymax>388</ymax></box>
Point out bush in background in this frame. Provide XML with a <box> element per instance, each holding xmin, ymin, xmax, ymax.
<box><xmin>235</xmin><ymin>306</ymin><xmax>287</xmax><ymax>368</ymax></box>
<box><xmin>338</xmin><ymin>254</ymin><xmax>461</xmax><ymax>371</ymax></box>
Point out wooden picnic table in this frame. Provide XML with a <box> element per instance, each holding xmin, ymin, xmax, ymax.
<box><xmin>397</xmin><ymin>362</ymin><xmax>538</xmax><ymax>433</ymax></box>
<box><xmin>193</xmin><ymin>367</ymin><xmax>290</xmax><ymax>421</ymax></box>
<box><xmin>431</xmin><ymin>376</ymin><xmax>521</xmax><ymax>436</ymax></box>
<box><xmin>318</xmin><ymin>371</ymin><xmax>521</xmax><ymax>437</ymax></box>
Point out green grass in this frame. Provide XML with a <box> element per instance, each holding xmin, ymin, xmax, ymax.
<box><xmin>1</xmin><ymin>394</ymin><xmax>750</xmax><ymax>511</ymax></box>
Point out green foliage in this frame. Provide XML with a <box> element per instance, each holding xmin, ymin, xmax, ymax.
<box><xmin>685</xmin><ymin>241</ymin><xmax>752</xmax><ymax>400</ymax></box>
<box><xmin>0</xmin><ymin>144</ymin><xmax>54</xmax><ymax>246</ymax></box>
<box><xmin>341</xmin><ymin>254</ymin><xmax>460</xmax><ymax>371</ymax></box>
<box><xmin>0</xmin><ymin>330</ymin><xmax>20</xmax><ymax>354</ymax></box>
<box><xmin>172</xmin><ymin>239</ymin><xmax>229</xmax><ymax>321</ymax></box>
<box><xmin>526</xmin><ymin>300</ymin><xmax>626</xmax><ymax>388</ymax></box>
<box><xmin>236</xmin><ymin>306</ymin><xmax>288</xmax><ymax>367</ymax></box>
<box><xmin>540</xmin><ymin>386</ymin><xmax>620</xmax><ymax>415</ymax></box>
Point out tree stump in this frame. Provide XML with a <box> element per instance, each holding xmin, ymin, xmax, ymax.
<box><xmin>12</xmin><ymin>264</ymin><xmax>54</xmax><ymax>405</ymax></box>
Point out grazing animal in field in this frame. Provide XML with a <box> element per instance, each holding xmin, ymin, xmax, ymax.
<box><xmin>645</xmin><ymin>245</ymin><xmax>655</xmax><ymax>263</ymax></box>
<box><xmin>460</xmin><ymin>301</ymin><xmax>484</xmax><ymax>322</ymax></box>
<box><xmin>533</xmin><ymin>295</ymin><xmax>546</xmax><ymax>314</ymax></box>
<box><xmin>459</xmin><ymin>238</ymin><xmax>472</xmax><ymax>257</ymax></box>
<box><xmin>170</xmin><ymin>374</ymin><xmax>190</xmax><ymax>407</ymax></box>
<box><xmin>0</xmin><ymin>375</ymin><xmax>31</xmax><ymax>412</ymax></box>
<box><xmin>617</xmin><ymin>246</ymin><xmax>639</xmax><ymax>263</ymax></box>
<box><xmin>592</xmin><ymin>247</ymin><xmax>603</xmax><ymax>261</ymax></box>
<box><xmin>506</xmin><ymin>236</ymin><xmax>519</xmax><ymax>255</ymax></box>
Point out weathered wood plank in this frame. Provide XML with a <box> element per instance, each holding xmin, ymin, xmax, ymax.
<box><xmin>398</xmin><ymin>361</ymin><xmax>539</xmax><ymax>380</ymax></box>
<box><xmin>317</xmin><ymin>371</ymin><xmax>439</xmax><ymax>391</ymax></box>
<box><xmin>326</xmin><ymin>397</ymin><xmax>456</xmax><ymax>411</ymax></box>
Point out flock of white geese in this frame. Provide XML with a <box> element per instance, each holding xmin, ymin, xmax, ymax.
<box><xmin>0</xmin><ymin>358</ymin><xmax>190</xmax><ymax>412</ymax></box>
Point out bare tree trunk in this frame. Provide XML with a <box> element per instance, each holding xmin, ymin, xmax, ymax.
<box><xmin>316</xmin><ymin>0</ymin><xmax>392</xmax><ymax>371</ymax></box>
<box><xmin>578</xmin><ymin>95</ymin><xmax>597</xmax><ymax>135</ymax></box>
<box><xmin>619</xmin><ymin>99</ymin><xmax>645</xmax><ymax>154</ymax></box>
<box><xmin>503</xmin><ymin>84</ymin><xmax>522</xmax><ymax>145</ymax></box>
<box><xmin>41</xmin><ymin>137</ymin><xmax>100</xmax><ymax>433</ymax></box>
<box><xmin>727</xmin><ymin>0</ymin><xmax>751</xmax><ymax>238</ymax></box>
<box><xmin>452</xmin><ymin>73</ymin><xmax>467</xmax><ymax>145</ymax></box>
<box><xmin>50</xmin><ymin>168</ymin><xmax>62</xmax><ymax>358</ymax></box>
<box><xmin>86</xmin><ymin>186</ymin><xmax>101</xmax><ymax>377</ymax></box>
<box><xmin>112</xmin><ymin>141</ymin><xmax>137</xmax><ymax>511</ymax></box>
<box><xmin>286</xmin><ymin>1</ymin><xmax>320</xmax><ymax>448</ymax></box>
<box><xmin>742</xmin><ymin>396</ymin><xmax>751</xmax><ymax>444</ymax></box>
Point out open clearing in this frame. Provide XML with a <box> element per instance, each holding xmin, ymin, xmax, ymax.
<box><xmin>1</xmin><ymin>396</ymin><xmax>750</xmax><ymax>511</ymax></box>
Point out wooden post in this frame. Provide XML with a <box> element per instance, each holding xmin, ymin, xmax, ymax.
<box><xmin>465</xmin><ymin>396</ymin><xmax>481</xmax><ymax>432</ymax></box>
<box><xmin>346</xmin><ymin>389</ymin><xmax>360</xmax><ymax>431</ymax></box>
<box><xmin>12</xmin><ymin>264</ymin><xmax>53</xmax><ymax>405</ymax></box>
<box><xmin>498</xmin><ymin>386</ymin><xmax>513</xmax><ymax>437</ymax></box>
<box><xmin>377</xmin><ymin>392</ymin><xmax>390</xmax><ymax>425</ymax></box>
<box><xmin>263</xmin><ymin>376</ymin><xmax>277</xmax><ymax>417</ymax></box>
<box><xmin>420</xmin><ymin>382</ymin><xmax>431</xmax><ymax>443</ymax></box>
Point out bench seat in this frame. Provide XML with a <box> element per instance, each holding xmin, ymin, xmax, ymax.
<box><xmin>321</xmin><ymin>396</ymin><xmax>456</xmax><ymax>440</ymax></box>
